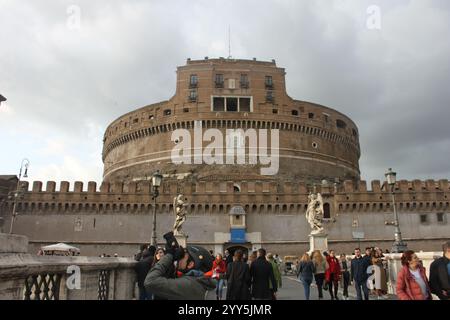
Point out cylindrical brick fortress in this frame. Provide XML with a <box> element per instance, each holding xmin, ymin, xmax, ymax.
<box><xmin>102</xmin><ymin>58</ymin><xmax>360</xmax><ymax>184</ymax></box>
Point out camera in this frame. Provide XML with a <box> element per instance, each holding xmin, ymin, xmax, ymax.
<box><xmin>163</xmin><ymin>231</ymin><xmax>179</xmax><ymax>249</ymax></box>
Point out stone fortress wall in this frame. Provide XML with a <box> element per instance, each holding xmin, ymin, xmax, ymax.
<box><xmin>1</xmin><ymin>178</ymin><xmax>448</xmax><ymax>256</ymax></box>
<box><xmin>1</xmin><ymin>58</ymin><xmax>448</xmax><ymax>257</ymax></box>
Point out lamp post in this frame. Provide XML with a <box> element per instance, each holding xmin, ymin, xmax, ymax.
<box><xmin>151</xmin><ymin>170</ymin><xmax>163</xmax><ymax>246</ymax></box>
<box><xmin>384</xmin><ymin>168</ymin><xmax>408</xmax><ymax>253</ymax></box>
<box><xmin>9</xmin><ymin>159</ymin><xmax>30</xmax><ymax>234</ymax></box>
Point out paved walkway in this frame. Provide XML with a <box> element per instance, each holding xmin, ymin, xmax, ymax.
<box><xmin>206</xmin><ymin>276</ymin><xmax>396</xmax><ymax>300</ymax></box>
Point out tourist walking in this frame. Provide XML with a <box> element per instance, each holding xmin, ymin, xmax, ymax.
<box><xmin>396</xmin><ymin>250</ymin><xmax>432</xmax><ymax>300</ymax></box>
<box><xmin>134</xmin><ymin>244</ymin><xmax>147</xmax><ymax>261</ymax></box>
<box><xmin>212</xmin><ymin>254</ymin><xmax>227</xmax><ymax>300</ymax></box>
<box><xmin>267</xmin><ymin>253</ymin><xmax>282</xmax><ymax>299</ymax></box>
<box><xmin>224</xmin><ymin>250</ymin><xmax>233</xmax><ymax>267</ymax></box>
<box><xmin>351</xmin><ymin>248</ymin><xmax>371</xmax><ymax>300</ymax></box>
<box><xmin>339</xmin><ymin>254</ymin><xmax>350</xmax><ymax>300</ymax></box>
<box><xmin>297</xmin><ymin>253</ymin><xmax>315</xmax><ymax>300</ymax></box>
<box><xmin>325</xmin><ymin>250</ymin><xmax>341</xmax><ymax>300</ymax></box>
<box><xmin>225</xmin><ymin>250</ymin><xmax>251</xmax><ymax>300</ymax></box>
<box><xmin>250</xmin><ymin>248</ymin><xmax>277</xmax><ymax>300</ymax></box>
<box><xmin>134</xmin><ymin>245</ymin><xmax>156</xmax><ymax>300</ymax></box>
<box><xmin>371</xmin><ymin>250</ymin><xmax>388</xmax><ymax>299</ymax></box>
<box><xmin>429</xmin><ymin>241</ymin><xmax>450</xmax><ymax>300</ymax></box>
<box><xmin>311</xmin><ymin>250</ymin><xmax>328</xmax><ymax>300</ymax></box>
<box><xmin>248</xmin><ymin>250</ymin><xmax>257</xmax><ymax>266</ymax></box>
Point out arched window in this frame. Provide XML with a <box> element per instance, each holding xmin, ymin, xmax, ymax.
<box><xmin>323</xmin><ymin>203</ymin><xmax>331</xmax><ymax>219</ymax></box>
<box><xmin>336</xmin><ymin>119</ymin><xmax>347</xmax><ymax>129</ymax></box>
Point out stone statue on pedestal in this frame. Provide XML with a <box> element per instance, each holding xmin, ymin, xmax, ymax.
<box><xmin>173</xmin><ymin>194</ymin><xmax>187</xmax><ymax>236</ymax></box>
<box><xmin>305</xmin><ymin>192</ymin><xmax>332</xmax><ymax>253</ymax></box>
<box><xmin>305</xmin><ymin>193</ymin><xmax>325</xmax><ymax>235</ymax></box>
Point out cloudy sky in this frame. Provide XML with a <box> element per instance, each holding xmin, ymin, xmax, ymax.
<box><xmin>1</xmin><ymin>0</ymin><xmax>449</xmax><ymax>188</ymax></box>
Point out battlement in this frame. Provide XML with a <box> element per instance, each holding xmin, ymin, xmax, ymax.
<box><xmin>20</xmin><ymin>179</ymin><xmax>450</xmax><ymax>195</ymax></box>
<box><xmin>4</xmin><ymin>179</ymin><xmax>448</xmax><ymax>217</ymax></box>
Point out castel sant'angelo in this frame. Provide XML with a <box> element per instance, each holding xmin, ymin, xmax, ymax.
<box><xmin>1</xmin><ymin>58</ymin><xmax>449</xmax><ymax>256</ymax></box>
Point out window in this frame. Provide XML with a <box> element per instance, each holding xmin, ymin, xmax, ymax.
<box><xmin>183</xmin><ymin>108</ymin><xmax>189</xmax><ymax>113</ymax></box>
<box><xmin>291</xmin><ymin>110</ymin><xmax>299</xmax><ymax>116</ymax></box>
<box><xmin>148</xmin><ymin>115</ymin><xmax>154</xmax><ymax>120</ymax></box>
<box><xmin>239</xmin><ymin>98</ymin><xmax>251</xmax><ymax>112</ymax></box>
<box><xmin>265</xmin><ymin>76</ymin><xmax>273</xmax><ymax>88</ymax></box>
<box><xmin>352</xmin><ymin>129</ymin><xmax>358</xmax><ymax>137</ymax></box>
<box><xmin>213</xmin><ymin>97</ymin><xmax>225</xmax><ymax>111</ymax></box>
<box><xmin>227</xmin><ymin>97</ymin><xmax>238</xmax><ymax>112</ymax></box>
<box><xmin>189</xmin><ymin>74</ymin><xmax>198</xmax><ymax>88</ymax></box>
<box><xmin>272</xmin><ymin>109</ymin><xmax>278</xmax><ymax>114</ymax></box>
<box><xmin>215</xmin><ymin>74</ymin><xmax>224</xmax><ymax>88</ymax></box>
<box><xmin>420</xmin><ymin>214</ymin><xmax>428</xmax><ymax>223</ymax></box>
<box><xmin>124</xmin><ymin>122</ymin><xmax>128</xmax><ymax>128</ymax></box>
<box><xmin>266</xmin><ymin>91</ymin><xmax>274</xmax><ymax>102</ymax></box>
<box><xmin>233</xmin><ymin>184</ymin><xmax>241</xmax><ymax>192</ymax></box>
<box><xmin>164</xmin><ymin>109</ymin><xmax>171</xmax><ymax>116</ymax></box>
<box><xmin>189</xmin><ymin>90</ymin><xmax>197</xmax><ymax>102</ymax></box>
<box><xmin>212</xmin><ymin>96</ymin><xmax>252</xmax><ymax>112</ymax></box>
<box><xmin>323</xmin><ymin>203</ymin><xmax>331</xmax><ymax>219</ymax></box>
<box><xmin>337</xmin><ymin>119</ymin><xmax>347</xmax><ymax>129</ymax></box>
<box><xmin>323</xmin><ymin>113</ymin><xmax>330</xmax><ymax>123</ymax></box>
<box><xmin>133</xmin><ymin>118</ymin><xmax>139</xmax><ymax>123</ymax></box>
<box><xmin>308</xmin><ymin>113</ymin><xmax>314</xmax><ymax>119</ymax></box>
<box><xmin>437</xmin><ymin>212</ymin><xmax>445</xmax><ymax>223</ymax></box>
<box><xmin>240</xmin><ymin>74</ymin><xmax>249</xmax><ymax>88</ymax></box>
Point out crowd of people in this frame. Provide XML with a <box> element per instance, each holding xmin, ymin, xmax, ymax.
<box><xmin>134</xmin><ymin>236</ymin><xmax>449</xmax><ymax>301</ymax></box>
<box><xmin>134</xmin><ymin>241</ymin><xmax>283</xmax><ymax>300</ymax></box>
<box><xmin>295</xmin><ymin>240</ymin><xmax>450</xmax><ymax>300</ymax></box>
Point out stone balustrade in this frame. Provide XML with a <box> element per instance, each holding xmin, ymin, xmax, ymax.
<box><xmin>0</xmin><ymin>233</ymin><xmax>136</xmax><ymax>300</ymax></box>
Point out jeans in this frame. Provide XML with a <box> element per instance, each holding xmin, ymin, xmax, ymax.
<box><xmin>354</xmin><ymin>280</ymin><xmax>369</xmax><ymax>300</ymax></box>
<box><xmin>301</xmin><ymin>278</ymin><xmax>312</xmax><ymax>300</ymax></box>
<box><xmin>342</xmin><ymin>271</ymin><xmax>350</xmax><ymax>298</ymax></box>
<box><xmin>138</xmin><ymin>286</ymin><xmax>152</xmax><ymax>300</ymax></box>
<box><xmin>216</xmin><ymin>279</ymin><xmax>224</xmax><ymax>299</ymax></box>
<box><xmin>314</xmin><ymin>273</ymin><xmax>325</xmax><ymax>298</ymax></box>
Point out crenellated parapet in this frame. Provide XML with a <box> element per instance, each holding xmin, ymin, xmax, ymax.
<box><xmin>5</xmin><ymin>179</ymin><xmax>449</xmax><ymax>216</ymax></box>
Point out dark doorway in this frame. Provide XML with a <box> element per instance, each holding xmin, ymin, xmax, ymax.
<box><xmin>226</xmin><ymin>245</ymin><xmax>249</xmax><ymax>258</ymax></box>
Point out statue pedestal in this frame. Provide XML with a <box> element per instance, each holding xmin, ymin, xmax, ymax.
<box><xmin>175</xmin><ymin>233</ymin><xmax>188</xmax><ymax>248</ymax></box>
<box><xmin>308</xmin><ymin>233</ymin><xmax>328</xmax><ymax>254</ymax></box>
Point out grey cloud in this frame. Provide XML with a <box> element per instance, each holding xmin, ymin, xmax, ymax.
<box><xmin>1</xmin><ymin>0</ymin><xmax>449</xmax><ymax>183</ymax></box>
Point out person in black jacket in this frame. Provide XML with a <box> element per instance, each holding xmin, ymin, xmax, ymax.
<box><xmin>351</xmin><ymin>248</ymin><xmax>371</xmax><ymax>300</ymax></box>
<box><xmin>135</xmin><ymin>245</ymin><xmax>156</xmax><ymax>300</ymax></box>
<box><xmin>429</xmin><ymin>241</ymin><xmax>450</xmax><ymax>300</ymax></box>
<box><xmin>250</xmin><ymin>248</ymin><xmax>277</xmax><ymax>300</ymax></box>
<box><xmin>226</xmin><ymin>249</ymin><xmax>251</xmax><ymax>300</ymax></box>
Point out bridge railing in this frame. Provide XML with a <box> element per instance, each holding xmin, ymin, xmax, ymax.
<box><xmin>0</xmin><ymin>253</ymin><xmax>136</xmax><ymax>300</ymax></box>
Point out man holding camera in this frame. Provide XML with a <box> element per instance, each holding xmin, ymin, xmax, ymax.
<box><xmin>144</xmin><ymin>232</ymin><xmax>216</xmax><ymax>300</ymax></box>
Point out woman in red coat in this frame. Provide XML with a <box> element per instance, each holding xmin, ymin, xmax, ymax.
<box><xmin>325</xmin><ymin>250</ymin><xmax>341</xmax><ymax>300</ymax></box>
<box><xmin>396</xmin><ymin>250</ymin><xmax>432</xmax><ymax>300</ymax></box>
<box><xmin>212</xmin><ymin>254</ymin><xmax>227</xmax><ymax>300</ymax></box>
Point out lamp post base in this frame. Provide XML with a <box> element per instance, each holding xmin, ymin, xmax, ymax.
<box><xmin>391</xmin><ymin>241</ymin><xmax>408</xmax><ymax>253</ymax></box>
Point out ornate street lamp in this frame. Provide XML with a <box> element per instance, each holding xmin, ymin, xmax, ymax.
<box><xmin>9</xmin><ymin>159</ymin><xmax>30</xmax><ymax>234</ymax></box>
<box><xmin>151</xmin><ymin>170</ymin><xmax>163</xmax><ymax>246</ymax></box>
<box><xmin>384</xmin><ymin>168</ymin><xmax>408</xmax><ymax>253</ymax></box>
